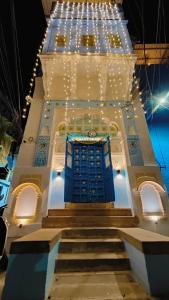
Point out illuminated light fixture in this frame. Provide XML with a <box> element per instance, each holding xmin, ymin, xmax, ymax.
<box><xmin>18</xmin><ymin>218</ymin><xmax>29</xmax><ymax>227</ymax></box>
<box><xmin>56</xmin><ymin>165</ymin><xmax>64</xmax><ymax>176</ymax></box>
<box><xmin>160</xmin><ymin>97</ymin><xmax>165</xmax><ymax>104</ymax></box>
<box><xmin>116</xmin><ymin>169</ymin><xmax>121</xmax><ymax>175</ymax></box>
<box><xmin>149</xmin><ymin>215</ymin><xmax>160</xmax><ymax>224</ymax></box>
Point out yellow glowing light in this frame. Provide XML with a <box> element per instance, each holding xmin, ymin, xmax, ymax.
<box><xmin>149</xmin><ymin>215</ymin><xmax>160</xmax><ymax>223</ymax></box>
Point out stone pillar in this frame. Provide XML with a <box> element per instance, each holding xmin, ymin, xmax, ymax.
<box><xmin>2</xmin><ymin>229</ymin><xmax>61</xmax><ymax>300</ymax></box>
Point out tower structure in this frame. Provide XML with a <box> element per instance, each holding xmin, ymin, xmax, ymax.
<box><xmin>6</xmin><ymin>0</ymin><xmax>169</xmax><ymax>236</ymax></box>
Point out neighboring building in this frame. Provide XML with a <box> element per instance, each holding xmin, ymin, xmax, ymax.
<box><xmin>6</xmin><ymin>0</ymin><xmax>169</xmax><ymax>237</ymax></box>
<box><xmin>0</xmin><ymin>116</ymin><xmax>15</xmax><ymax>213</ymax></box>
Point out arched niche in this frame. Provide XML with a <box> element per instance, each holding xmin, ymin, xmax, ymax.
<box><xmin>11</xmin><ymin>183</ymin><xmax>41</xmax><ymax>224</ymax></box>
<box><xmin>138</xmin><ymin>181</ymin><xmax>165</xmax><ymax>216</ymax></box>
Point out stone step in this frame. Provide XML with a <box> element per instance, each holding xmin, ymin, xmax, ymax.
<box><xmin>59</xmin><ymin>238</ymin><xmax>124</xmax><ymax>253</ymax></box>
<box><xmin>55</xmin><ymin>252</ymin><xmax>130</xmax><ymax>273</ymax></box>
<box><xmin>48</xmin><ymin>208</ymin><xmax>132</xmax><ymax>217</ymax></box>
<box><xmin>51</xmin><ymin>271</ymin><xmax>155</xmax><ymax>300</ymax></box>
<box><xmin>62</xmin><ymin>227</ymin><xmax>119</xmax><ymax>239</ymax></box>
<box><xmin>42</xmin><ymin>215</ymin><xmax>138</xmax><ymax>228</ymax></box>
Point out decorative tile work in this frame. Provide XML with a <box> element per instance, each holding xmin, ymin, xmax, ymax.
<box><xmin>127</xmin><ymin>135</ymin><xmax>144</xmax><ymax>166</ymax></box>
<box><xmin>34</xmin><ymin>136</ymin><xmax>50</xmax><ymax>167</ymax></box>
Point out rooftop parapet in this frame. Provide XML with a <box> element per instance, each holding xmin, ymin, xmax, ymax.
<box><xmin>42</xmin><ymin>0</ymin><xmax>123</xmax><ymax>17</ymax></box>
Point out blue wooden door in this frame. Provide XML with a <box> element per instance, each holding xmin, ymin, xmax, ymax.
<box><xmin>64</xmin><ymin>136</ymin><xmax>115</xmax><ymax>203</ymax></box>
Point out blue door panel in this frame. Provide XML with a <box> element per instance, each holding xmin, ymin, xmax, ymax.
<box><xmin>64</xmin><ymin>135</ymin><xmax>115</xmax><ymax>203</ymax></box>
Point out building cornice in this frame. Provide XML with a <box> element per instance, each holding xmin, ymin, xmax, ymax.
<box><xmin>42</xmin><ymin>0</ymin><xmax>123</xmax><ymax>16</ymax></box>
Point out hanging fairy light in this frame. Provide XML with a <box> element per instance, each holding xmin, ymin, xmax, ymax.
<box><xmin>63</xmin><ymin>56</ymin><xmax>70</xmax><ymax>130</ymax></box>
<box><xmin>108</xmin><ymin>2</ymin><xmax>141</xmax><ymax>119</ymax></box>
<box><xmin>46</xmin><ymin>1</ymin><xmax>65</xmax><ymax>100</ymax></box>
<box><xmin>98</xmin><ymin>3</ymin><xmax>110</xmax><ymax>53</ymax></box>
<box><xmin>62</xmin><ymin>1</ymin><xmax>70</xmax><ymax>54</ymax></box>
<box><xmin>91</xmin><ymin>3</ymin><xmax>100</xmax><ymax>53</ymax></box>
<box><xmin>105</xmin><ymin>3</ymin><xmax>118</xmax><ymax>54</ymax></box>
<box><xmin>77</xmin><ymin>2</ymin><xmax>85</xmax><ymax>52</ymax></box>
<box><xmin>94</xmin><ymin>3</ymin><xmax>101</xmax><ymax>53</ymax></box>
<box><xmin>85</xmin><ymin>2</ymin><xmax>90</xmax><ymax>53</ymax></box>
<box><xmin>85</xmin><ymin>56</ymin><xmax>92</xmax><ymax>127</ymax></box>
<box><xmin>113</xmin><ymin>3</ymin><xmax>131</xmax><ymax>54</ymax></box>
<box><xmin>23</xmin><ymin>0</ymin><xmax>145</xmax><ymax>125</ymax></box>
<box><xmin>23</xmin><ymin>1</ymin><xmax>60</xmax><ymax>119</ymax></box>
<box><xmin>67</xmin><ymin>1</ymin><xmax>75</xmax><ymax>52</ymax></box>
<box><xmin>74</xmin><ymin>3</ymin><xmax>81</xmax><ymax>51</ymax></box>
<box><xmin>64</xmin><ymin>2</ymin><xmax>72</xmax><ymax>129</ymax></box>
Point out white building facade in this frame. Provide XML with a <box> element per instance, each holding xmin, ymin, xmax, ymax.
<box><xmin>6</xmin><ymin>0</ymin><xmax>169</xmax><ymax>236</ymax></box>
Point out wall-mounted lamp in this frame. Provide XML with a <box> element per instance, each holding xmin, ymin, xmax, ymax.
<box><xmin>56</xmin><ymin>165</ymin><xmax>64</xmax><ymax>177</ymax></box>
<box><xmin>149</xmin><ymin>215</ymin><xmax>160</xmax><ymax>224</ymax></box>
<box><xmin>116</xmin><ymin>169</ymin><xmax>121</xmax><ymax>175</ymax></box>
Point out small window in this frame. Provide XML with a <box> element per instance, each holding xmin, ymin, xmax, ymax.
<box><xmin>81</xmin><ymin>35</ymin><xmax>96</xmax><ymax>47</ymax></box>
<box><xmin>55</xmin><ymin>35</ymin><xmax>67</xmax><ymax>47</ymax></box>
<box><xmin>108</xmin><ymin>34</ymin><xmax>122</xmax><ymax>48</ymax></box>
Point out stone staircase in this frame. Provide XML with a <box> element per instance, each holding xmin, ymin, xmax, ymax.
<box><xmin>42</xmin><ymin>208</ymin><xmax>138</xmax><ymax>228</ymax></box>
<box><xmin>56</xmin><ymin>227</ymin><xmax>130</xmax><ymax>273</ymax></box>
<box><xmin>42</xmin><ymin>209</ymin><xmax>138</xmax><ymax>273</ymax></box>
<box><xmin>49</xmin><ymin>225</ymin><xmax>155</xmax><ymax>299</ymax></box>
<box><xmin>51</xmin><ymin>272</ymin><xmax>155</xmax><ymax>300</ymax></box>
<box><xmin>43</xmin><ymin>208</ymin><xmax>156</xmax><ymax>299</ymax></box>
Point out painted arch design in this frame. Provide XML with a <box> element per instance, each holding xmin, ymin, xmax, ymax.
<box><xmin>57</xmin><ymin>114</ymin><xmax>119</xmax><ymax>137</ymax></box>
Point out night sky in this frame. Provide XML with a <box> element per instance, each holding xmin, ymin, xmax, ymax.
<box><xmin>0</xmin><ymin>0</ymin><xmax>169</xmax><ymax>187</ymax></box>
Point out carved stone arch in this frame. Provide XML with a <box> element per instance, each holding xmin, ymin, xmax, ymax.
<box><xmin>56</xmin><ymin>114</ymin><xmax>120</xmax><ymax>136</ymax></box>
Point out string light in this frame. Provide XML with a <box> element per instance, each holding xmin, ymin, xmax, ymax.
<box><xmin>98</xmin><ymin>3</ymin><xmax>110</xmax><ymax>53</ymax></box>
<box><xmin>67</xmin><ymin>2</ymin><xmax>75</xmax><ymax>52</ymax></box>
<box><xmin>77</xmin><ymin>2</ymin><xmax>85</xmax><ymax>52</ymax></box>
<box><xmin>74</xmin><ymin>3</ymin><xmax>81</xmax><ymax>51</ymax></box>
<box><xmin>24</xmin><ymin>1</ymin><xmax>145</xmax><ymax>126</ymax></box>
<box><xmin>91</xmin><ymin>3</ymin><xmax>100</xmax><ymax>53</ymax></box>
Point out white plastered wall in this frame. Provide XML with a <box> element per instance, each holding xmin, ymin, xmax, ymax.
<box><xmin>47</xmin><ymin>105</ymin><xmax>132</xmax><ymax>209</ymax></box>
